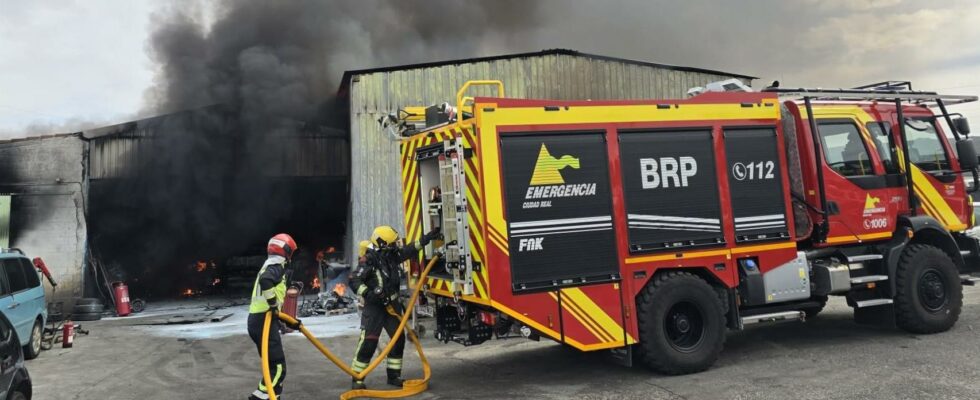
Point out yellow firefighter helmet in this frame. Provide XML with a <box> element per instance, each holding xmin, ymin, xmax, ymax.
<box><xmin>371</xmin><ymin>225</ymin><xmax>399</xmax><ymax>247</ymax></box>
<box><xmin>358</xmin><ymin>240</ymin><xmax>371</xmax><ymax>257</ymax></box>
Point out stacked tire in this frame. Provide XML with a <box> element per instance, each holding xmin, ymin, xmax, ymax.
<box><xmin>73</xmin><ymin>298</ymin><xmax>104</xmax><ymax>321</ymax></box>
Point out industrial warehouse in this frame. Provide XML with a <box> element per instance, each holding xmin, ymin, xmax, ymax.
<box><xmin>4</xmin><ymin>2</ymin><xmax>980</xmax><ymax>400</ymax></box>
<box><xmin>0</xmin><ymin>49</ymin><xmax>753</xmax><ymax>304</ymax></box>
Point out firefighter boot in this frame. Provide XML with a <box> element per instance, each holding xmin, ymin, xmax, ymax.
<box><xmin>248</xmin><ymin>392</ymin><xmax>282</xmax><ymax>400</ymax></box>
<box><xmin>386</xmin><ymin>369</ymin><xmax>404</xmax><ymax>388</ymax></box>
<box><xmin>351</xmin><ymin>378</ymin><xmax>367</xmax><ymax>390</ymax></box>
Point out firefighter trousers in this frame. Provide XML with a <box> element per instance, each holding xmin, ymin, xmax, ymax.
<box><xmin>248</xmin><ymin>312</ymin><xmax>286</xmax><ymax>398</ymax></box>
<box><xmin>351</xmin><ymin>302</ymin><xmax>405</xmax><ymax>382</ymax></box>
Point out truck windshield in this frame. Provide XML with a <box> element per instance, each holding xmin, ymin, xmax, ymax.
<box><xmin>905</xmin><ymin>119</ymin><xmax>951</xmax><ymax>171</ymax></box>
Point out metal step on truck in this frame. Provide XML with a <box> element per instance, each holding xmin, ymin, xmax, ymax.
<box><xmin>389</xmin><ymin>80</ymin><xmax>980</xmax><ymax>374</ymax></box>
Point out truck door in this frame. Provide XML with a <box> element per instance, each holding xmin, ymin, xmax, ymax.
<box><xmin>902</xmin><ymin>118</ymin><xmax>969</xmax><ymax>231</ymax></box>
<box><xmin>815</xmin><ymin>119</ymin><xmax>901</xmax><ymax>243</ymax></box>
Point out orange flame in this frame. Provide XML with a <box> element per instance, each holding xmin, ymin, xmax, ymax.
<box><xmin>312</xmin><ymin>277</ymin><xmax>321</xmax><ymax>289</ymax></box>
<box><xmin>182</xmin><ymin>288</ymin><xmax>194</xmax><ymax>296</ymax></box>
<box><xmin>195</xmin><ymin>261</ymin><xmax>207</xmax><ymax>272</ymax></box>
<box><xmin>333</xmin><ymin>283</ymin><xmax>346</xmax><ymax>296</ymax></box>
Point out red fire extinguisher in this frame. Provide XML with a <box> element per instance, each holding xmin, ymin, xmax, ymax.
<box><xmin>281</xmin><ymin>284</ymin><xmax>300</xmax><ymax>333</ymax></box>
<box><xmin>62</xmin><ymin>320</ymin><xmax>74</xmax><ymax>348</ymax></box>
<box><xmin>112</xmin><ymin>282</ymin><xmax>131</xmax><ymax>317</ymax></box>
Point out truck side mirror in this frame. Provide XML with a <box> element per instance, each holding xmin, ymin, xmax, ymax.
<box><xmin>956</xmin><ymin>138</ymin><xmax>979</xmax><ymax>170</ymax></box>
<box><xmin>953</xmin><ymin>118</ymin><xmax>971</xmax><ymax>135</ymax></box>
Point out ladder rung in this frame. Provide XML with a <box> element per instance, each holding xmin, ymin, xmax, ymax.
<box><xmin>856</xmin><ymin>299</ymin><xmax>893</xmax><ymax>308</ymax></box>
<box><xmin>851</xmin><ymin>275</ymin><xmax>888</xmax><ymax>284</ymax></box>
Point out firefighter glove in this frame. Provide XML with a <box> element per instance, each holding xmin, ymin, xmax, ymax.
<box><xmin>420</xmin><ymin>227</ymin><xmax>442</xmax><ymax>246</ymax></box>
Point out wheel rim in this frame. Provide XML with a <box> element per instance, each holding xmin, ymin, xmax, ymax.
<box><xmin>918</xmin><ymin>268</ymin><xmax>948</xmax><ymax>312</ymax></box>
<box><xmin>32</xmin><ymin>322</ymin><xmax>41</xmax><ymax>353</ymax></box>
<box><xmin>663</xmin><ymin>301</ymin><xmax>705</xmax><ymax>353</ymax></box>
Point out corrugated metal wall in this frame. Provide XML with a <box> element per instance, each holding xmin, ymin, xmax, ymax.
<box><xmin>348</xmin><ymin>53</ymin><xmax>750</xmax><ymax>256</ymax></box>
<box><xmin>88</xmin><ymin>118</ymin><xmax>349</xmax><ymax>179</ymax></box>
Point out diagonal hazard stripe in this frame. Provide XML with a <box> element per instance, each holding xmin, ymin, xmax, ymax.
<box><xmin>473</xmin><ymin>272</ymin><xmax>487</xmax><ymax>299</ymax></box>
<box><xmin>549</xmin><ymin>292</ymin><xmax>610</xmax><ymax>344</ymax></box>
<box><xmin>562</xmin><ymin>288</ymin><xmax>635</xmax><ymax>344</ymax></box>
<box><xmin>559</xmin><ymin>291</ymin><xmax>616</xmax><ymax>343</ymax></box>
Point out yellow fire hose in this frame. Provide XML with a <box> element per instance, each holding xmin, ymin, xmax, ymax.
<box><xmin>262</xmin><ymin>256</ymin><xmax>440</xmax><ymax>400</ymax></box>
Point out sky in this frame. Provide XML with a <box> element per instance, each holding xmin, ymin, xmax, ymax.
<box><xmin>0</xmin><ymin>0</ymin><xmax>978</xmax><ymax>138</ymax></box>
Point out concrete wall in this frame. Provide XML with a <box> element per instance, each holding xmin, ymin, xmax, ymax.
<box><xmin>0</xmin><ymin>134</ymin><xmax>88</xmax><ymax>302</ymax></box>
<box><xmin>346</xmin><ymin>52</ymin><xmax>752</xmax><ymax>257</ymax></box>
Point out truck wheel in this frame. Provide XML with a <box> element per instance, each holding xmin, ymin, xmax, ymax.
<box><xmin>894</xmin><ymin>244</ymin><xmax>962</xmax><ymax>334</ymax></box>
<box><xmin>636</xmin><ymin>271</ymin><xmax>726</xmax><ymax>375</ymax></box>
<box><xmin>23</xmin><ymin>319</ymin><xmax>42</xmax><ymax>360</ymax></box>
<box><xmin>801</xmin><ymin>295</ymin><xmax>828</xmax><ymax>318</ymax></box>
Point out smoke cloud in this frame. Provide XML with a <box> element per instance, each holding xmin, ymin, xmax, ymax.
<box><xmin>142</xmin><ymin>0</ymin><xmax>541</xmax><ymax>119</ymax></box>
<box><xmin>86</xmin><ymin>0</ymin><xmax>541</xmax><ymax>296</ymax></box>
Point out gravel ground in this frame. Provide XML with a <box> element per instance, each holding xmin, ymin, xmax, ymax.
<box><xmin>27</xmin><ymin>285</ymin><xmax>980</xmax><ymax>400</ymax></box>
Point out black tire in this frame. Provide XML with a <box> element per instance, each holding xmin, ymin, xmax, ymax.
<box><xmin>73</xmin><ymin>304</ymin><xmax>105</xmax><ymax>314</ymax></box>
<box><xmin>636</xmin><ymin>271</ymin><xmax>727</xmax><ymax>375</ymax></box>
<box><xmin>894</xmin><ymin>244</ymin><xmax>962</xmax><ymax>334</ymax></box>
<box><xmin>74</xmin><ymin>298</ymin><xmax>103</xmax><ymax>306</ymax></box>
<box><xmin>22</xmin><ymin>319</ymin><xmax>42</xmax><ymax>360</ymax></box>
<box><xmin>130</xmin><ymin>298</ymin><xmax>146</xmax><ymax>313</ymax></box>
<box><xmin>72</xmin><ymin>312</ymin><xmax>102</xmax><ymax>321</ymax></box>
<box><xmin>47</xmin><ymin>312</ymin><xmax>64</xmax><ymax>323</ymax></box>
<box><xmin>801</xmin><ymin>295</ymin><xmax>828</xmax><ymax>318</ymax></box>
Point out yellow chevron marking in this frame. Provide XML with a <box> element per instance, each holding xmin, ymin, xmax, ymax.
<box><xmin>473</xmin><ymin>273</ymin><xmax>488</xmax><ymax>299</ymax></box>
<box><xmin>549</xmin><ymin>292</ymin><xmax>611</xmax><ymax>343</ymax></box>
<box><xmin>911</xmin><ymin>166</ymin><xmax>965</xmax><ymax>230</ymax></box>
<box><xmin>562</xmin><ymin>288</ymin><xmax>635</xmax><ymax>344</ymax></box>
<box><xmin>558</xmin><ymin>292</ymin><xmax>616</xmax><ymax>343</ymax></box>
<box><xmin>488</xmin><ymin>233</ymin><xmax>509</xmax><ymax>256</ymax></box>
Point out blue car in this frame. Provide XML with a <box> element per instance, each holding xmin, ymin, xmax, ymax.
<box><xmin>0</xmin><ymin>311</ymin><xmax>31</xmax><ymax>399</ymax></box>
<box><xmin>0</xmin><ymin>250</ymin><xmax>46</xmax><ymax>360</ymax></box>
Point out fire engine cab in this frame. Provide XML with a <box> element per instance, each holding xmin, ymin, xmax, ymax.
<box><xmin>392</xmin><ymin>80</ymin><xmax>980</xmax><ymax>374</ymax></box>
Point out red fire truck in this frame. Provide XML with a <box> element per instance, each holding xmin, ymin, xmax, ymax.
<box><xmin>394</xmin><ymin>80</ymin><xmax>979</xmax><ymax>374</ymax></box>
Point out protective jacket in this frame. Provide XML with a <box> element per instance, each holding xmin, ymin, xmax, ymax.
<box><xmin>249</xmin><ymin>255</ymin><xmax>288</xmax><ymax>314</ymax></box>
<box><xmin>350</xmin><ymin>242</ymin><xmax>422</xmax><ymax>306</ymax></box>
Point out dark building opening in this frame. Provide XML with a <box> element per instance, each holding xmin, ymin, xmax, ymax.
<box><xmin>84</xmin><ymin>107</ymin><xmax>349</xmax><ymax>299</ymax></box>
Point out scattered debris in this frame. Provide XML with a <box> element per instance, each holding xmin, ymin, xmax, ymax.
<box><xmin>209</xmin><ymin>313</ymin><xmax>233</xmax><ymax>323</ymax></box>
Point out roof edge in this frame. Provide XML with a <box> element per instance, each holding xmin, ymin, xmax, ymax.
<box><xmin>338</xmin><ymin>48</ymin><xmax>757</xmax><ymax>92</ymax></box>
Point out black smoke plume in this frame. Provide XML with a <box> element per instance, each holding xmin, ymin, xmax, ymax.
<box><xmin>88</xmin><ymin>0</ymin><xmax>539</xmax><ymax>297</ymax></box>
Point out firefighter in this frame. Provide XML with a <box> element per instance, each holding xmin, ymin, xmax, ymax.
<box><xmin>349</xmin><ymin>225</ymin><xmax>440</xmax><ymax>390</ymax></box>
<box><xmin>247</xmin><ymin>233</ymin><xmax>297</xmax><ymax>400</ymax></box>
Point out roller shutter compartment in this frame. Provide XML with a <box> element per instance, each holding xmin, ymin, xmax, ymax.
<box><xmin>723</xmin><ymin>127</ymin><xmax>790</xmax><ymax>243</ymax></box>
<box><xmin>619</xmin><ymin>129</ymin><xmax>725</xmax><ymax>252</ymax></box>
<box><xmin>500</xmin><ymin>132</ymin><xmax>618</xmax><ymax>293</ymax></box>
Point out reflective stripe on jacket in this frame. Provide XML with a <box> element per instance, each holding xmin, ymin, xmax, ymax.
<box><xmin>249</xmin><ymin>255</ymin><xmax>288</xmax><ymax>314</ymax></box>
